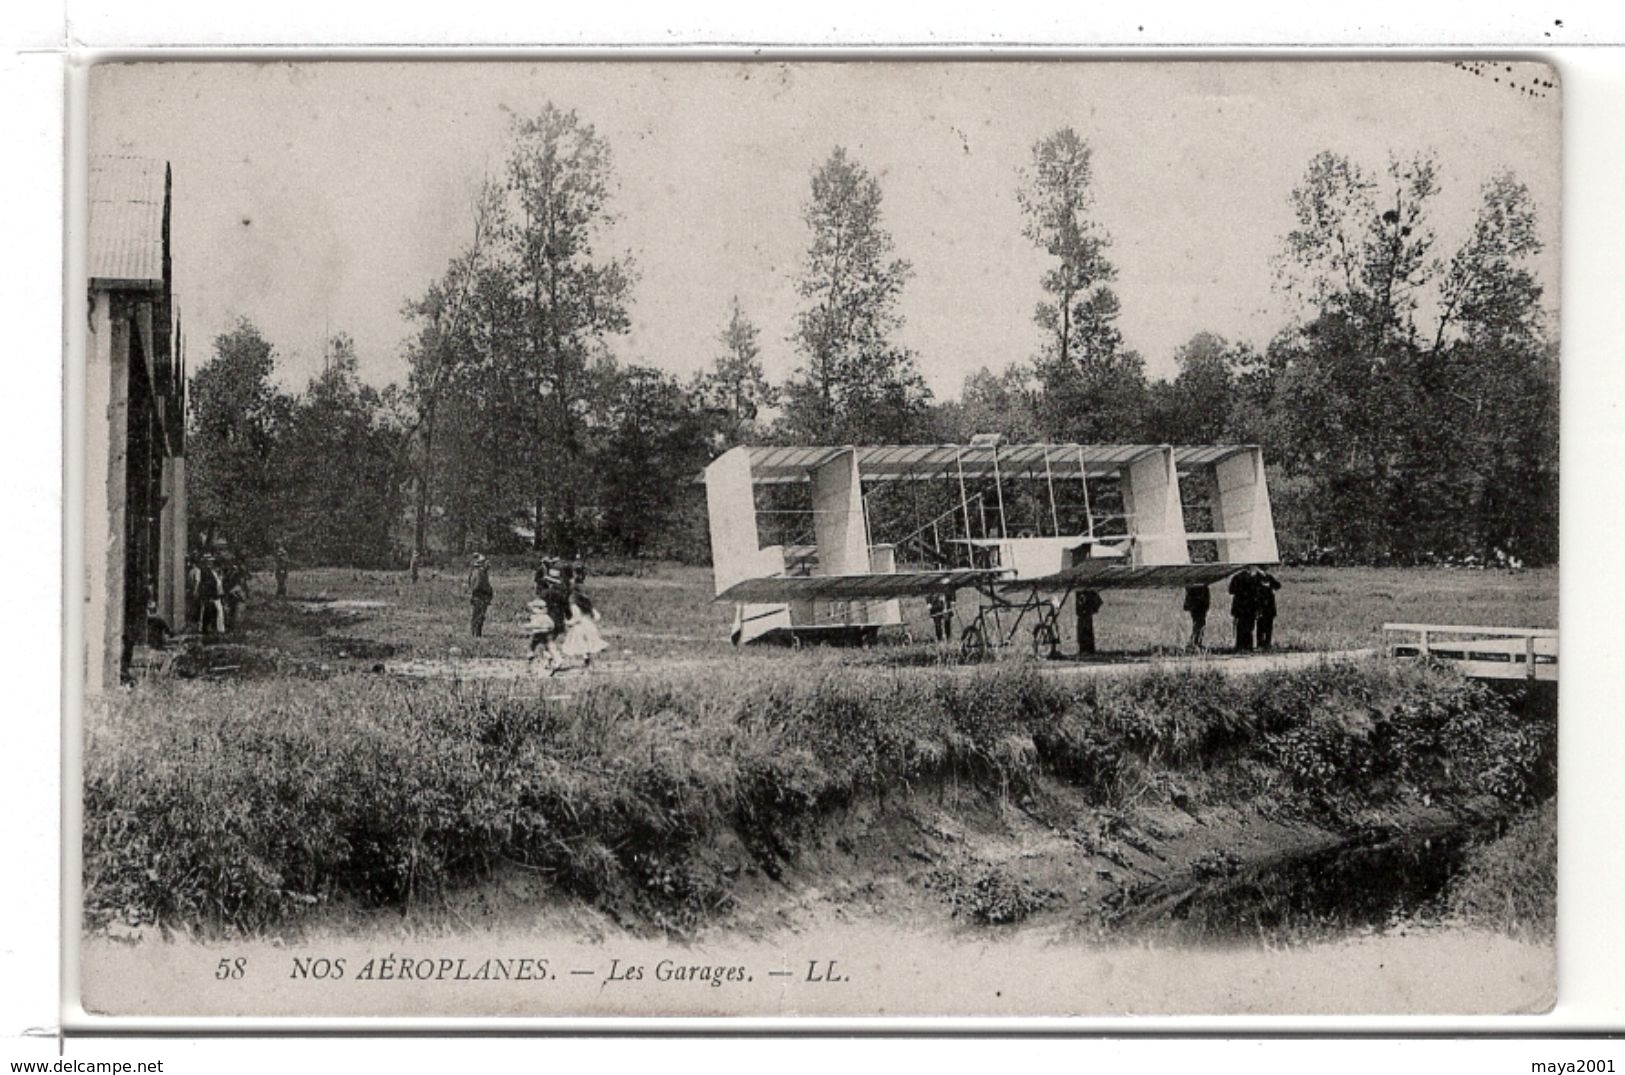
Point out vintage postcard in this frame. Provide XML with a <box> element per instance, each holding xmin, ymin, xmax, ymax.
<box><xmin>72</xmin><ymin>58</ymin><xmax>1560</xmax><ymax>1021</ymax></box>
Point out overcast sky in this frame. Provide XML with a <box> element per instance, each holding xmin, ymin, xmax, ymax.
<box><xmin>89</xmin><ymin>60</ymin><xmax>1560</xmax><ymax>396</ymax></box>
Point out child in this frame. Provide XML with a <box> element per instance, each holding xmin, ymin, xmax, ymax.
<box><xmin>523</xmin><ymin>598</ymin><xmax>560</xmax><ymax>672</ymax></box>
<box><xmin>561</xmin><ymin>589</ymin><xmax>607</xmax><ymax>668</ymax></box>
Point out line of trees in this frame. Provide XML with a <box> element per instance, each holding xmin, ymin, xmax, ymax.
<box><xmin>187</xmin><ymin>105</ymin><xmax>1558</xmax><ymax>569</ymax></box>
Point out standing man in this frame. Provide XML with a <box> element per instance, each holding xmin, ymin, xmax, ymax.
<box><xmin>1183</xmin><ymin>584</ymin><xmax>1211</xmax><ymax>651</ymax></box>
<box><xmin>408</xmin><ymin>547</ymin><xmax>420</xmax><ymax>584</ymax></box>
<box><xmin>185</xmin><ymin>556</ymin><xmax>202</xmax><ymax>627</ymax></box>
<box><xmin>274</xmin><ymin>545</ymin><xmax>290</xmax><ymax>598</ymax></box>
<box><xmin>928</xmin><ymin>590</ymin><xmax>955</xmax><ymax>643</ymax></box>
<box><xmin>197</xmin><ymin>554</ymin><xmax>226</xmax><ymax>637</ymax></box>
<box><xmin>1253</xmin><ymin>567</ymin><xmax>1283</xmax><ymax>650</ymax></box>
<box><xmin>1077</xmin><ymin>589</ymin><xmax>1104</xmax><ymax>657</ymax></box>
<box><xmin>223</xmin><ymin>559</ymin><xmax>250</xmax><ymax>632</ymax></box>
<box><xmin>1228</xmin><ymin>569</ymin><xmax>1258</xmax><ymax>652</ymax></box>
<box><xmin>468</xmin><ymin>554</ymin><xmax>493</xmax><ymax>638</ymax></box>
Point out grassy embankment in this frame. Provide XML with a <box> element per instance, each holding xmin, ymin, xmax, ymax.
<box><xmin>85</xmin><ymin>655</ymin><xmax>1556</xmax><ymax>939</ymax></box>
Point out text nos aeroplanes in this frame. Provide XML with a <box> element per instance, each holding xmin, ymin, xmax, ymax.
<box><xmin>701</xmin><ymin>435</ymin><xmax>1278</xmax><ymax>656</ymax></box>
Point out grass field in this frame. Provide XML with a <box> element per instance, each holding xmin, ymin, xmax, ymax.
<box><xmin>207</xmin><ymin>562</ymin><xmax>1557</xmax><ymax>676</ymax></box>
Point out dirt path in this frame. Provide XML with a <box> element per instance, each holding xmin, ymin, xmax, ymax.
<box><xmin>1035</xmin><ymin>647</ymin><xmax>1380</xmax><ymax>678</ymax></box>
<box><xmin>382</xmin><ymin>647</ymin><xmax>1381</xmax><ymax>684</ymax></box>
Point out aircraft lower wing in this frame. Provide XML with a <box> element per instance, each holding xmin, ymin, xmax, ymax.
<box><xmin>716</xmin><ymin>569</ymin><xmax>1003</xmax><ymax>604</ymax></box>
<box><xmin>1005</xmin><ymin>561</ymin><xmax>1254</xmax><ymax>591</ymax></box>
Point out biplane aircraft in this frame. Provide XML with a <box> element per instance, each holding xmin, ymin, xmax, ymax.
<box><xmin>701</xmin><ymin>437</ymin><xmax>1278</xmax><ymax>655</ymax></box>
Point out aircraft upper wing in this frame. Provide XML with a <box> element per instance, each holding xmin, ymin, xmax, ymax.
<box><xmin>716</xmin><ymin>569</ymin><xmax>1002</xmax><ymax>604</ymax></box>
<box><xmin>1004</xmin><ymin>561</ymin><xmax>1251</xmax><ymax>591</ymax></box>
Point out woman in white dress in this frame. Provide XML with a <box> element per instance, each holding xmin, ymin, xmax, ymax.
<box><xmin>560</xmin><ymin>587</ymin><xmax>607</xmax><ymax>667</ymax></box>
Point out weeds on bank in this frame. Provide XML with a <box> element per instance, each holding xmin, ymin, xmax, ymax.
<box><xmin>83</xmin><ymin>660</ymin><xmax>1552</xmax><ymax>935</ymax></box>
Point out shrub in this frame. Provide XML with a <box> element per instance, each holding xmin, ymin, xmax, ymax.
<box><xmin>83</xmin><ymin>659</ymin><xmax>1553</xmax><ymax>933</ymax></box>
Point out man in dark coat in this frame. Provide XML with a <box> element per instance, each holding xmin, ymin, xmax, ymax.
<box><xmin>1253</xmin><ymin>568</ymin><xmax>1283</xmax><ymax>650</ymax></box>
<box><xmin>539</xmin><ymin>559</ymin><xmax>571</xmax><ymax>649</ymax></box>
<box><xmin>274</xmin><ymin>545</ymin><xmax>290</xmax><ymax>598</ymax></box>
<box><xmin>1077</xmin><ymin>589</ymin><xmax>1104</xmax><ymax>656</ymax></box>
<box><xmin>1228</xmin><ymin>569</ymin><xmax>1257</xmax><ymax>651</ymax></box>
<box><xmin>1182</xmin><ymin>584</ymin><xmax>1211</xmax><ymax>650</ymax></box>
<box><xmin>468</xmin><ymin>554</ymin><xmax>494</xmax><ymax>637</ymax></box>
<box><xmin>928</xmin><ymin>590</ymin><xmax>955</xmax><ymax>642</ymax></box>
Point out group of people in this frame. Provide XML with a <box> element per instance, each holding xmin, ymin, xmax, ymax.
<box><xmin>1182</xmin><ymin>567</ymin><xmax>1283</xmax><ymax>652</ymax></box>
<box><xmin>923</xmin><ymin>567</ymin><xmax>1283</xmax><ymax>657</ymax></box>
<box><xmin>465</xmin><ymin>554</ymin><xmax>609</xmax><ymax>674</ymax></box>
<box><xmin>1225</xmin><ymin>565</ymin><xmax>1282</xmax><ymax>651</ymax></box>
<box><xmin>184</xmin><ymin>553</ymin><xmax>253</xmax><ymax>637</ymax></box>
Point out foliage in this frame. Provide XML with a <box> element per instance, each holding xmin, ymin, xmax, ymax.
<box><xmin>184</xmin><ymin>136</ymin><xmax>1557</xmax><ymax>570</ymax></box>
<box><xmin>1263</xmin><ymin>154</ymin><xmax>1557</xmax><ymax>564</ymax></box>
<box><xmin>692</xmin><ymin>297</ymin><xmax>777</xmax><ymax>451</ymax></box>
<box><xmin>1143</xmin><ymin>333</ymin><xmax>1265</xmax><ymax>445</ymax></box>
<box><xmin>186</xmin><ymin>320</ymin><xmax>293</xmax><ymax>555</ymax></box>
<box><xmin>85</xmin><ymin>658</ymin><xmax>1551</xmax><ymax>934</ymax></box>
<box><xmin>1017</xmin><ymin>128</ymin><xmax>1151</xmax><ymax>443</ymax></box>
<box><xmin>779</xmin><ymin>147</ymin><xmax>932</xmax><ymax>444</ymax></box>
<box><xmin>595</xmin><ymin>364</ymin><xmax>713</xmax><ymax>560</ymax></box>
<box><xmin>273</xmin><ymin>335</ymin><xmax>408</xmax><ymax>566</ymax></box>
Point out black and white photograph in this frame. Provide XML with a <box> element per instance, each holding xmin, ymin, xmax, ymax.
<box><xmin>73</xmin><ymin>59</ymin><xmax>1560</xmax><ymax>1019</ymax></box>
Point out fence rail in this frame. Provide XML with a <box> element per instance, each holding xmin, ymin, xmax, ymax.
<box><xmin>1382</xmin><ymin>623</ymin><xmax>1557</xmax><ymax>682</ymax></box>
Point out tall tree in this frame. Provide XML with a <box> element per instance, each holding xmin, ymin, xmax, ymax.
<box><xmin>1278</xmin><ymin>150</ymin><xmax>1441</xmax><ymax>347</ymax></box>
<box><xmin>781</xmin><ymin>147</ymin><xmax>930</xmax><ymax>443</ymax></box>
<box><xmin>502</xmin><ymin>105</ymin><xmax>637</xmax><ymax>551</ymax></box>
<box><xmin>695</xmin><ymin>297</ymin><xmax>776</xmax><ymax>451</ymax></box>
<box><xmin>1017</xmin><ymin>128</ymin><xmax>1147</xmax><ymax>441</ymax></box>
<box><xmin>1271</xmin><ymin>150</ymin><xmax>1555</xmax><ymax>563</ymax></box>
<box><xmin>1431</xmin><ymin>174</ymin><xmax>1556</xmax><ymax>563</ymax></box>
<box><xmin>596</xmin><ymin>363</ymin><xmax>711</xmax><ymax>558</ymax></box>
<box><xmin>1017</xmin><ymin>128</ymin><xmax>1122</xmax><ymax>369</ymax></box>
<box><xmin>186</xmin><ymin>319</ymin><xmax>292</xmax><ymax>554</ymax></box>
<box><xmin>276</xmin><ymin>334</ymin><xmax>406</xmax><ymax>566</ymax></box>
<box><xmin>401</xmin><ymin>182</ymin><xmax>502</xmax><ymax>558</ymax></box>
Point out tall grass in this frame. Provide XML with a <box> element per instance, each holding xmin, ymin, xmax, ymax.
<box><xmin>84</xmin><ymin>659</ymin><xmax>1553</xmax><ymax>933</ymax></box>
<box><xmin>1446</xmin><ymin>798</ymin><xmax>1558</xmax><ymax>940</ymax></box>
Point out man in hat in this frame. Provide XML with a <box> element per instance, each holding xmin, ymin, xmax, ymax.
<box><xmin>1252</xmin><ymin>567</ymin><xmax>1283</xmax><ymax>650</ymax></box>
<box><xmin>1228</xmin><ymin>568</ymin><xmax>1258</xmax><ymax>652</ymax></box>
<box><xmin>541</xmin><ymin>559</ymin><xmax>570</xmax><ymax>645</ymax></box>
<box><xmin>468</xmin><ymin>554</ymin><xmax>494</xmax><ymax>637</ymax></box>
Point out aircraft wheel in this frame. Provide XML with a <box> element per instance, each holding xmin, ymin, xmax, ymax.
<box><xmin>960</xmin><ymin>624</ymin><xmax>988</xmax><ymax>663</ymax></box>
<box><xmin>1031</xmin><ymin>622</ymin><xmax>1058</xmax><ymax>659</ymax></box>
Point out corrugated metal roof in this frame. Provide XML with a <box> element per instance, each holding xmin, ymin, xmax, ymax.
<box><xmin>89</xmin><ymin>155</ymin><xmax>167</xmax><ymax>288</ymax></box>
<box><xmin>711</xmin><ymin>443</ymin><xmax>1258</xmax><ymax>484</ymax></box>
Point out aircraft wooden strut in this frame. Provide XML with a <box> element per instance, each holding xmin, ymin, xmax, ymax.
<box><xmin>701</xmin><ymin>438</ymin><xmax>1279</xmax><ymax>650</ymax></box>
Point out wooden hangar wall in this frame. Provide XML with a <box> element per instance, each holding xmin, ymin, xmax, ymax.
<box><xmin>86</xmin><ymin>155</ymin><xmax>187</xmax><ymax>693</ymax></box>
